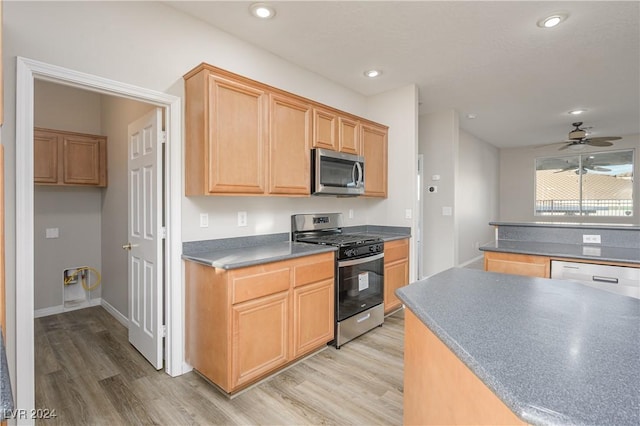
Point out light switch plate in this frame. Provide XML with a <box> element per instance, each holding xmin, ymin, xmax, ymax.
<box><xmin>45</xmin><ymin>228</ymin><xmax>59</xmax><ymax>239</ymax></box>
<box><xmin>405</xmin><ymin>209</ymin><xmax>412</xmax><ymax>219</ymax></box>
<box><xmin>442</xmin><ymin>206</ymin><xmax>453</xmax><ymax>216</ymax></box>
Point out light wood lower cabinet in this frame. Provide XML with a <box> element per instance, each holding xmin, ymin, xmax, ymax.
<box><xmin>384</xmin><ymin>238</ymin><xmax>410</xmax><ymax>314</ymax></box>
<box><xmin>185</xmin><ymin>252</ymin><xmax>334</xmax><ymax>394</ymax></box>
<box><xmin>404</xmin><ymin>309</ymin><xmax>525</xmax><ymax>425</ymax></box>
<box><xmin>484</xmin><ymin>251</ymin><xmax>550</xmax><ymax>278</ymax></box>
<box><xmin>231</xmin><ymin>291</ymin><xmax>289</xmax><ymax>389</ymax></box>
<box><xmin>34</xmin><ymin>128</ymin><xmax>107</xmax><ymax>187</ymax></box>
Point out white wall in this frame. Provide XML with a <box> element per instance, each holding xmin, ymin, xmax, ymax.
<box><xmin>3</xmin><ymin>0</ymin><xmax>418</xmax><ymax>395</ymax></box>
<box><xmin>34</xmin><ymin>80</ymin><xmax>103</xmax><ymax>310</ymax></box>
<box><xmin>366</xmin><ymin>84</ymin><xmax>419</xmax><ymax>281</ymax></box>
<box><xmin>100</xmin><ymin>96</ymin><xmax>156</xmax><ymax>317</ymax></box>
<box><xmin>500</xmin><ymin>134</ymin><xmax>640</xmax><ymax>225</ymax></box>
<box><xmin>419</xmin><ymin>110</ymin><xmax>459</xmax><ymax>277</ymax></box>
<box><xmin>457</xmin><ymin>130</ymin><xmax>499</xmax><ymax>263</ymax></box>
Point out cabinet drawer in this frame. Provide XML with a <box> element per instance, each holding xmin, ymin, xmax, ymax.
<box><xmin>484</xmin><ymin>252</ymin><xmax>549</xmax><ymax>278</ymax></box>
<box><xmin>293</xmin><ymin>254</ymin><xmax>334</xmax><ymax>287</ymax></box>
<box><xmin>384</xmin><ymin>239</ymin><xmax>409</xmax><ymax>264</ymax></box>
<box><xmin>230</xmin><ymin>267</ymin><xmax>290</xmax><ymax>304</ymax></box>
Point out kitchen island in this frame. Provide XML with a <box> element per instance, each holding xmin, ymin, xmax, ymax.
<box><xmin>396</xmin><ymin>268</ymin><xmax>639</xmax><ymax>426</ymax></box>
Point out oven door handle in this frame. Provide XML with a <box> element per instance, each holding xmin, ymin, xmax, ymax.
<box><xmin>338</xmin><ymin>252</ymin><xmax>384</xmax><ymax>267</ymax></box>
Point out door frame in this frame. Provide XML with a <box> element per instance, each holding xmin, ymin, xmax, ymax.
<box><xmin>15</xmin><ymin>57</ymin><xmax>184</xmax><ymax>417</ymax></box>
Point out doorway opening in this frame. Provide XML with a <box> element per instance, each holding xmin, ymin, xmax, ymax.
<box><xmin>15</xmin><ymin>57</ymin><xmax>184</xmax><ymax>417</ymax></box>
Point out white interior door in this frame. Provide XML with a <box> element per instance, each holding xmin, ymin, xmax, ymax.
<box><xmin>126</xmin><ymin>108</ymin><xmax>164</xmax><ymax>369</ymax></box>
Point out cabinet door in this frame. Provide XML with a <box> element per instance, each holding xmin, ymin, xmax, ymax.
<box><xmin>384</xmin><ymin>260</ymin><xmax>409</xmax><ymax>314</ymax></box>
<box><xmin>384</xmin><ymin>238</ymin><xmax>409</xmax><ymax>314</ymax></box>
<box><xmin>231</xmin><ymin>291</ymin><xmax>289</xmax><ymax>389</ymax></box>
<box><xmin>361</xmin><ymin>123</ymin><xmax>388</xmax><ymax>197</ymax></box>
<box><xmin>484</xmin><ymin>252</ymin><xmax>550</xmax><ymax>278</ymax></box>
<box><xmin>209</xmin><ymin>75</ymin><xmax>266</xmax><ymax>194</ymax></box>
<box><xmin>312</xmin><ymin>107</ymin><xmax>337</xmax><ymax>150</ymax></box>
<box><xmin>34</xmin><ymin>130</ymin><xmax>59</xmax><ymax>183</ymax></box>
<box><xmin>292</xmin><ymin>279</ymin><xmax>334</xmax><ymax>357</ymax></box>
<box><xmin>338</xmin><ymin>116</ymin><xmax>360</xmax><ymax>155</ymax></box>
<box><xmin>268</xmin><ymin>94</ymin><xmax>311</xmax><ymax>195</ymax></box>
<box><xmin>62</xmin><ymin>135</ymin><xmax>105</xmax><ymax>185</ymax></box>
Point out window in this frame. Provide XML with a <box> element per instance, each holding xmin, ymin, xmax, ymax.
<box><xmin>535</xmin><ymin>150</ymin><xmax>634</xmax><ymax>217</ymax></box>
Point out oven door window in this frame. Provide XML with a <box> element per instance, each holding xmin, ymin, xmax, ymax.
<box><xmin>337</xmin><ymin>255</ymin><xmax>384</xmax><ymax>321</ymax></box>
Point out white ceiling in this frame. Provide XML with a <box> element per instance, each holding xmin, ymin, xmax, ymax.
<box><xmin>166</xmin><ymin>1</ymin><xmax>640</xmax><ymax>149</ymax></box>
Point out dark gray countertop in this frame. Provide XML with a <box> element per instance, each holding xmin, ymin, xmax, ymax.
<box><xmin>182</xmin><ymin>241</ymin><xmax>336</xmax><ymax>269</ymax></box>
<box><xmin>396</xmin><ymin>268</ymin><xmax>640</xmax><ymax>426</ymax></box>
<box><xmin>480</xmin><ymin>240</ymin><xmax>640</xmax><ymax>264</ymax></box>
<box><xmin>0</xmin><ymin>331</ymin><xmax>14</xmax><ymax>420</ymax></box>
<box><xmin>490</xmin><ymin>221</ymin><xmax>640</xmax><ymax>231</ymax></box>
<box><xmin>182</xmin><ymin>227</ymin><xmax>410</xmax><ymax>269</ymax></box>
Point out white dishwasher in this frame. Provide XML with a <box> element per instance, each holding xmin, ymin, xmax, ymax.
<box><xmin>551</xmin><ymin>260</ymin><xmax>640</xmax><ymax>299</ymax></box>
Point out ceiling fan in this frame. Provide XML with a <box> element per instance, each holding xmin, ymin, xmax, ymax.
<box><xmin>553</xmin><ymin>159</ymin><xmax>612</xmax><ymax>174</ymax></box>
<box><xmin>556</xmin><ymin>122</ymin><xmax>621</xmax><ymax>151</ymax></box>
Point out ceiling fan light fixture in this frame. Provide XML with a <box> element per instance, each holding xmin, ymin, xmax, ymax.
<box><xmin>568</xmin><ymin>143</ymin><xmax>586</xmax><ymax>151</ymax></box>
<box><xmin>537</xmin><ymin>12</ymin><xmax>569</xmax><ymax>28</ymax></box>
<box><xmin>249</xmin><ymin>3</ymin><xmax>276</xmax><ymax>19</ymax></box>
<box><xmin>568</xmin><ymin>109</ymin><xmax>587</xmax><ymax>115</ymax></box>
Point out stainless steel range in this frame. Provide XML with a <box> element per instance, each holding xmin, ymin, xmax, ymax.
<box><xmin>292</xmin><ymin>213</ymin><xmax>384</xmax><ymax>348</ymax></box>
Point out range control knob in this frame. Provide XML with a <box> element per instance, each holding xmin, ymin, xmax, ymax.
<box><xmin>344</xmin><ymin>248</ymin><xmax>357</xmax><ymax>258</ymax></box>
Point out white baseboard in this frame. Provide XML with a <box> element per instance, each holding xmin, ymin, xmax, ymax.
<box><xmin>34</xmin><ymin>298</ymin><xmax>102</xmax><ymax>318</ymax></box>
<box><xmin>34</xmin><ymin>298</ymin><xmax>128</xmax><ymax>329</ymax></box>
<box><xmin>458</xmin><ymin>254</ymin><xmax>484</xmax><ymax>268</ymax></box>
<box><xmin>100</xmin><ymin>299</ymin><xmax>129</xmax><ymax>328</ymax></box>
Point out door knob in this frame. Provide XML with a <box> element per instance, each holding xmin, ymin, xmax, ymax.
<box><xmin>122</xmin><ymin>242</ymin><xmax>133</xmax><ymax>250</ymax></box>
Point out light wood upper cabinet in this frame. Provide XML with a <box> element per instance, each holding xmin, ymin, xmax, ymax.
<box><xmin>268</xmin><ymin>94</ymin><xmax>311</xmax><ymax>195</ymax></box>
<box><xmin>34</xmin><ymin>128</ymin><xmax>107</xmax><ymax>187</ymax></box>
<box><xmin>185</xmin><ymin>68</ymin><xmax>264</xmax><ymax>195</ymax></box>
<box><xmin>384</xmin><ymin>238</ymin><xmax>410</xmax><ymax>315</ymax></box>
<box><xmin>362</xmin><ymin>122</ymin><xmax>388</xmax><ymax>197</ymax></box>
<box><xmin>312</xmin><ymin>107</ymin><xmax>337</xmax><ymax>151</ymax></box>
<box><xmin>184</xmin><ymin>63</ymin><xmax>388</xmax><ymax>196</ymax></box>
<box><xmin>185</xmin><ymin>251</ymin><xmax>335</xmax><ymax>394</ymax></box>
<box><xmin>338</xmin><ymin>116</ymin><xmax>360</xmax><ymax>155</ymax></box>
<box><xmin>34</xmin><ymin>130</ymin><xmax>58</xmax><ymax>183</ymax></box>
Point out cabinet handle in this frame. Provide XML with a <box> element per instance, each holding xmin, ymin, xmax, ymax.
<box><xmin>592</xmin><ymin>275</ymin><xmax>619</xmax><ymax>284</ymax></box>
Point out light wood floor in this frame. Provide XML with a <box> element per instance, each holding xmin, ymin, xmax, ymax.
<box><xmin>35</xmin><ymin>306</ymin><xmax>404</xmax><ymax>425</ymax></box>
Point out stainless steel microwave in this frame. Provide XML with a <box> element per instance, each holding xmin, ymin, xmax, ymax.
<box><xmin>311</xmin><ymin>148</ymin><xmax>365</xmax><ymax>196</ymax></box>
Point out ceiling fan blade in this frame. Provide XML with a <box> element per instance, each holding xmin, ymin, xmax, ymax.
<box><xmin>588</xmin><ymin>166</ymin><xmax>612</xmax><ymax>172</ymax></box>
<box><xmin>554</xmin><ymin>165</ymin><xmax>578</xmax><ymax>173</ymax></box>
<box><xmin>585</xmin><ymin>139</ymin><xmax>613</xmax><ymax>147</ymax></box>
<box><xmin>587</xmin><ymin>136</ymin><xmax>622</xmax><ymax>142</ymax></box>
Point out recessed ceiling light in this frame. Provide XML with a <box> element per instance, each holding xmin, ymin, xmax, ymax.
<box><xmin>569</xmin><ymin>109</ymin><xmax>587</xmax><ymax>115</ymax></box>
<box><xmin>364</xmin><ymin>69</ymin><xmax>382</xmax><ymax>78</ymax></box>
<box><xmin>537</xmin><ymin>12</ymin><xmax>568</xmax><ymax>28</ymax></box>
<box><xmin>466</xmin><ymin>113</ymin><xmax>477</xmax><ymax>119</ymax></box>
<box><xmin>249</xmin><ymin>3</ymin><xmax>276</xmax><ymax>19</ymax></box>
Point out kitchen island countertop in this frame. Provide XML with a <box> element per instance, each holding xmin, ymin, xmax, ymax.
<box><xmin>396</xmin><ymin>267</ymin><xmax>640</xmax><ymax>426</ymax></box>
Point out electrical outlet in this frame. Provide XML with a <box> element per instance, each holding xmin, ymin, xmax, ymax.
<box><xmin>405</xmin><ymin>209</ymin><xmax>412</xmax><ymax>219</ymax></box>
<box><xmin>583</xmin><ymin>234</ymin><xmax>601</xmax><ymax>244</ymax></box>
<box><xmin>348</xmin><ymin>209</ymin><xmax>354</xmax><ymax>219</ymax></box>
<box><xmin>238</xmin><ymin>211</ymin><xmax>247</xmax><ymax>227</ymax></box>
<box><xmin>199</xmin><ymin>213</ymin><xmax>209</xmax><ymax>228</ymax></box>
